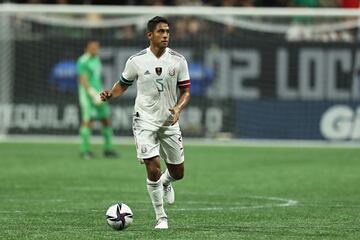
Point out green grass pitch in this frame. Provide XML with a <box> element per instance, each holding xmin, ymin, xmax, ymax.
<box><xmin>0</xmin><ymin>142</ymin><xmax>359</xmax><ymax>239</ymax></box>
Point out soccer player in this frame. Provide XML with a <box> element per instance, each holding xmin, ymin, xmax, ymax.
<box><xmin>100</xmin><ymin>16</ymin><xmax>191</xmax><ymax>229</ymax></box>
<box><xmin>77</xmin><ymin>40</ymin><xmax>118</xmax><ymax>159</ymax></box>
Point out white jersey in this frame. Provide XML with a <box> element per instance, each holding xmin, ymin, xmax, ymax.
<box><xmin>120</xmin><ymin>47</ymin><xmax>190</xmax><ymax>126</ymax></box>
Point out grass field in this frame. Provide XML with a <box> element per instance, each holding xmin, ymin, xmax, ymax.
<box><xmin>0</xmin><ymin>142</ymin><xmax>359</xmax><ymax>240</ymax></box>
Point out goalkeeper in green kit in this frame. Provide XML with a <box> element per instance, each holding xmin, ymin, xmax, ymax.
<box><xmin>77</xmin><ymin>40</ymin><xmax>118</xmax><ymax>159</ymax></box>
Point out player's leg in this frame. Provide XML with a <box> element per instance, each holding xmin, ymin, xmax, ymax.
<box><xmin>80</xmin><ymin>121</ymin><xmax>93</xmax><ymax>159</ymax></box>
<box><xmin>143</xmin><ymin>156</ymin><xmax>167</xmax><ymax>228</ymax></box>
<box><xmin>160</xmin><ymin>163</ymin><xmax>184</xmax><ymax>205</ymax></box>
<box><xmin>144</xmin><ymin>156</ymin><xmax>168</xmax><ymax>229</ymax></box>
<box><xmin>100</xmin><ymin>117</ymin><xmax>118</xmax><ymax>157</ymax></box>
<box><xmin>159</xmin><ymin>130</ymin><xmax>185</xmax><ymax>204</ymax></box>
<box><xmin>133</xmin><ymin>116</ymin><xmax>167</xmax><ymax>229</ymax></box>
<box><xmin>98</xmin><ymin>103</ymin><xmax>118</xmax><ymax>157</ymax></box>
<box><xmin>79</xmin><ymin>93</ymin><xmax>93</xmax><ymax>159</ymax></box>
<box><xmin>163</xmin><ymin>162</ymin><xmax>184</xmax><ymax>181</ymax></box>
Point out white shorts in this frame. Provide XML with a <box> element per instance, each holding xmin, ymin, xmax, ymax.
<box><xmin>132</xmin><ymin>114</ymin><xmax>184</xmax><ymax>165</ymax></box>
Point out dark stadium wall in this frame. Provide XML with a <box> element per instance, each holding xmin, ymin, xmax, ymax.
<box><xmin>5</xmin><ymin>36</ymin><xmax>360</xmax><ymax>139</ymax></box>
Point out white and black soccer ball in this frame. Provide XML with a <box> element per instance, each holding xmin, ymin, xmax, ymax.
<box><xmin>105</xmin><ymin>203</ymin><xmax>133</xmax><ymax>230</ymax></box>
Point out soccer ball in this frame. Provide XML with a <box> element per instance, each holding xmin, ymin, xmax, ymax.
<box><xmin>105</xmin><ymin>203</ymin><xmax>133</xmax><ymax>230</ymax></box>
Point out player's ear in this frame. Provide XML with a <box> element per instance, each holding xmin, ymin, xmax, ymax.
<box><xmin>147</xmin><ymin>31</ymin><xmax>152</xmax><ymax>40</ymax></box>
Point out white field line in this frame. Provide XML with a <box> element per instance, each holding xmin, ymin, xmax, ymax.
<box><xmin>0</xmin><ymin>196</ymin><xmax>298</xmax><ymax>213</ymax></box>
<box><xmin>0</xmin><ymin>135</ymin><xmax>359</xmax><ymax>149</ymax></box>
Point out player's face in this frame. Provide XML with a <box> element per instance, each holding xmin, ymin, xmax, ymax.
<box><xmin>87</xmin><ymin>42</ymin><xmax>99</xmax><ymax>56</ymax></box>
<box><xmin>149</xmin><ymin>23</ymin><xmax>170</xmax><ymax>49</ymax></box>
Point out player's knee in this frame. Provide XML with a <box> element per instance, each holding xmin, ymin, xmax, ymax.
<box><xmin>144</xmin><ymin>159</ymin><xmax>162</xmax><ymax>181</ymax></box>
<box><xmin>150</xmin><ymin>166</ymin><xmax>162</xmax><ymax>176</ymax></box>
<box><xmin>101</xmin><ymin>118</ymin><xmax>111</xmax><ymax>126</ymax></box>
<box><xmin>148</xmin><ymin>167</ymin><xmax>162</xmax><ymax>181</ymax></box>
<box><xmin>82</xmin><ymin>121</ymin><xmax>92</xmax><ymax>128</ymax></box>
<box><xmin>167</xmin><ymin>163</ymin><xmax>184</xmax><ymax>180</ymax></box>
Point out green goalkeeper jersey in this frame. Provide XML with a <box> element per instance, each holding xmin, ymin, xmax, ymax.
<box><xmin>77</xmin><ymin>53</ymin><xmax>103</xmax><ymax>95</ymax></box>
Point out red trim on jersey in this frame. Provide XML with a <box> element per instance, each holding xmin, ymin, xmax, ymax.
<box><xmin>178</xmin><ymin>80</ymin><xmax>191</xmax><ymax>89</ymax></box>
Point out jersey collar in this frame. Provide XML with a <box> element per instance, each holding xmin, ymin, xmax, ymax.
<box><xmin>147</xmin><ymin>47</ymin><xmax>168</xmax><ymax>60</ymax></box>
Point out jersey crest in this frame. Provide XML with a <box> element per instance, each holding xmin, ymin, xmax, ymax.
<box><xmin>168</xmin><ymin>67</ymin><xmax>175</xmax><ymax>76</ymax></box>
<box><xmin>155</xmin><ymin>67</ymin><xmax>162</xmax><ymax>76</ymax></box>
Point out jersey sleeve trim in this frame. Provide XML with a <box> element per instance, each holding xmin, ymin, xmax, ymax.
<box><xmin>177</xmin><ymin>80</ymin><xmax>191</xmax><ymax>89</ymax></box>
<box><xmin>129</xmin><ymin>49</ymin><xmax>147</xmax><ymax>60</ymax></box>
<box><xmin>169</xmin><ymin>49</ymin><xmax>185</xmax><ymax>59</ymax></box>
<box><xmin>119</xmin><ymin>75</ymin><xmax>133</xmax><ymax>86</ymax></box>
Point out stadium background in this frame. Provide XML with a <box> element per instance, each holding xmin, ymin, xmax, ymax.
<box><xmin>1</xmin><ymin>1</ymin><xmax>359</xmax><ymax>142</ymax></box>
<box><xmin>1</xmin><ymin>2</ymin><xmax>360</xmax><ymax>240</ymax></box>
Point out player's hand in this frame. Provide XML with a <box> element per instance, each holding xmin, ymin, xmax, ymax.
<box><xmin>169</xmin><ymin>106</ymin><xmax>180</xmax><ymax>125</ymax></box>
<box><xmin>100</xmin><ymin>90</ymin><xmax>112</xmax><ymax>102</ymax></box>
<box><xmin>88</xmin><ymin>88</ymin><xmax>103</xmax><ymax>106</ymax></box>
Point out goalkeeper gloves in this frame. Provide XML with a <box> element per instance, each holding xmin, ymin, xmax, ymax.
<box><xmin>88</xmin><ymin>88</ymin><xmax>103</xmax><ymax>106</ymax></box>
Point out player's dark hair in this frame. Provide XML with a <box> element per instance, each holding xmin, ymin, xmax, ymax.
<box><xmin>147</xmin><ymin>16</ymin><xmax>169</xmax><ymax>32</ymax></box>
<box><xmin>86</xmin><ymin>40</ymin><xmax>99</xmax><ymax>46</ymax></box>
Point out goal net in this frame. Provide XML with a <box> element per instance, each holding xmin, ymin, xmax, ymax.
<box><xmin>0</xmin><ymin>4</ymin><xmax>359</xmax><ymax>141</ymax></box>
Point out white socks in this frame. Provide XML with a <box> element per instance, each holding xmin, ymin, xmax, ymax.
<box><xmin>147</xmin><ymin>169</ymin><xmax>175</xmax><ymax>220</ymax></box>
<box><xmin>146</xmin><ymin>178</ymin><xmax>167</xmax><ymax>220</ymax></box>
<box><xmin>160</xmin><ymin>169</ymin><xmax>175</xmax><ymax>186</ymax></box>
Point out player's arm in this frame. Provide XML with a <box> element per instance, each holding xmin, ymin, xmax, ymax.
<box><xmin>169</xmin><ymin>57</ymin><xmax>191</xmax><ymax>125</ymax></box>
<box><xmin>77</xmin><ymin>58</ymin><xmax>103</xmax><ymax>104</ymax></box>
<box><xmin>79</xmin><ymin>73</ymin><xmax>102</xmax><ymax>105</ymax></box>
<box><xmin>169</xmin><ymin>87</ymin><xmax>190</xmax><ymax>125</ymax></box>
<box><xmin>101</xmin><ymin>58</ymin><xmax>135</xmax><ymax>102</ymax></box>
<box><xmin>79</xmin><ymin>74</ymin><xmax>93</xmax><ymax>92</ymax></box>
<box><xmin>100</xmin><ymin>82</ymin><xmax>128</xmax><ymax>102</ymax></box>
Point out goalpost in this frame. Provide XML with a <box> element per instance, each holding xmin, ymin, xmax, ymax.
<box><xmin>0</xmin><ymin>4</ymin><xmax>360</xmax><ymax>142</ymax></box>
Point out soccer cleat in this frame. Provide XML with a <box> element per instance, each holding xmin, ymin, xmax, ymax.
<box><xmin>80</xmin><ymin>151</ymin><xmax>94</xmax><ymax>160</ymax></box>
<box><xmin>104</xmin><ymin>150</ymin><xmax>120</xmax><ymax>158</ymax></box>
<box><xmin>163</xmin><ymin>183</ymin><xmax>175</xmax><ymax>204</ymax></box>
<box><xmin>154</xmin><ymin>217</ymin><xmax>168</xmax><ymax>229</ymax></box>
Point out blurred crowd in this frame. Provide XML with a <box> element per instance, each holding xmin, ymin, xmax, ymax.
<box><xmin>3</xmin><ymin>0</ymin><xmax>360</xmax><ymax>43</ymax></box>
<box><xmin>0</xmin><ymin>0</ymin><xmax>359</xmax><ymax>8</ymax></box>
